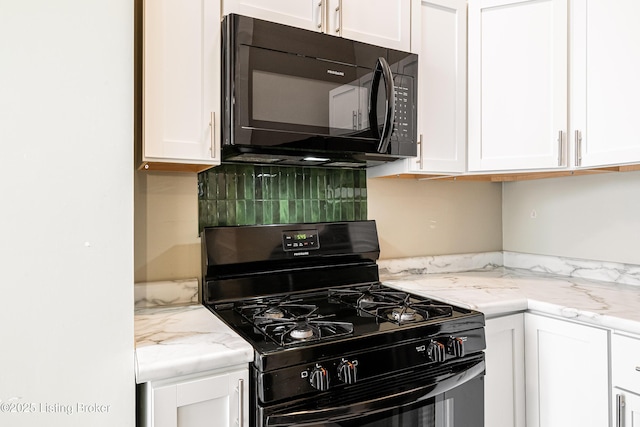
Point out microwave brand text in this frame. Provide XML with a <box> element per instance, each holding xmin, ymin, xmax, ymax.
<box><xmin>327</xmin><ymin>69</ymin><xmax>345</xmax><ymax>77</ymax></box>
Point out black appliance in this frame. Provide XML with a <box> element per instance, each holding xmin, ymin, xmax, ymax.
<box><xmin>222</xmin><ymin>14</ymin><xmax>418</xmax><ymax>168</ymax></box>
<box><xmin>202</xmin><ymin>221</ymin><xmax>485</xmax><ymax>426</ymax></box>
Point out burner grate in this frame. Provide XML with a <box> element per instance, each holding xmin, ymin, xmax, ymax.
<box><xmin>235</xmin><ymin>295</ymin><xmax>354</xmax><ymax>346</ymax></box>
<box><xmin>329</xmin><ymin>284</ymin><xmax>453</xmax><ymax>325</ymax></box>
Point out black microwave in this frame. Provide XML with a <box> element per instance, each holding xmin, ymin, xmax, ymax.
<box><xmin>221</xmin><ymin>14</ymin><xmax>418</xmax><ymax>168</ymax></box>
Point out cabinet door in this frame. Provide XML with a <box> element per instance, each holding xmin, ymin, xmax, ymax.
<box><xmin>571</xmin><ymin>0</ymin><xmax>640</xmax><ymax>168</ymax></box>
<box><xmin>613</xmin><ymin>390</ymin><xmax>640</xmax><ymax>427</ymax></box>
<box><xmin>142</xmin><ymin>0</ymin><xmax>220</xmax><ymax>169</ymax></box>
<box><xmin>152</xmin><ymin>369</ymin><xmax>248</xmax><ymax>427</ymax></box>
<box><xmin>485</xmin><ymin>314</ymin><xmax>525</xmax><ymax>427</ymax></box>
<box><xmin>414</xmin><ymin>0</ymin><xmax>466</xmax><ymax>173</ymax></box>
<box><xmin>525</xmin><ymin>313</ymin><xmax>609</xmax><ymax>427</ymax></box>
<box><xmin>222</xmin><ymin>0</ymin><xmax>323</xmax><ymax>31</ymax></box>
<box><xmin>468</xmin><ymin>0</ymin><xmax>568</xmax><ymax>172</ymax></box>
<box><xmin>366</xmin><ymin>0</ymin><xmax>465</xmax><ymax>178</ymax></box>
<box><xmin>327</xmin><ymin>0</ymin><xmax>411</xmax><ymax>51</ymax></box>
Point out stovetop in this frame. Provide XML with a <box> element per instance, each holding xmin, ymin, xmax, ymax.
<box><xmin>201</xmin><ymin>221</ymin><xmax>485</xmax><ymax>375</ymax></box>
<box><xmin>209</xmin><ymin>282</ymin><xmax>484</xmax><ymax>372</ymax></box>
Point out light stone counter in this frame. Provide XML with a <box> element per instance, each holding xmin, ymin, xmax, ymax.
<box><xmin>135</xmin><ymin>252</ymin><xmax>640</xmax><ymax>384</ymax></box>
<box><xmin>379</xmin><ymin>252</ymin><xmax>640</xmax><ymax>335</ymax></box>
<box><xmin>134</xmin><ymin>305</ymin><xmax>253</xmax><ymax>384</ymax></box>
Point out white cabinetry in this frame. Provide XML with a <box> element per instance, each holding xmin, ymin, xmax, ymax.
<box><xmin>223</xmin><ymin>0</ymin><xmax>410</xmax><ymax>50</ymax></box>
<box><xmin>612</xmin><ymin>333</ymin><xmax>640</xmax><ymax>427</ymax></box>
<box><xmin>484</xmin><ymin>314</ymin><xmax>525</xmax><ymax>427</ymax></box>
<box><xmin>468</xmin><ymin>0</ymin><xmax>568</xmax><ymax>172</ymax></box>
<box><xmin>571</xmin><ymin>0</ymin><xmax>640</xmax><ymax>168</ymax></box>
<box><xmin>138</xmin><ymin>0</ymin><xmax>221</xmax><ymax>172</ymax></box>
<box><xmin>367</xmin><ymin>0</ymin><xmax>466</xmax><ymax>178</ymax></box>
<box><xmin>140</xmin><ymin>367</ymin><xmax>248</xmax><ymax>427</ymax></box>
<box><xmin>222</xmin><ymin>0</ymin><xmax>323</xmax><ymax>31</ymax></box>
<box><xmin>524</xmin><ymin>313</ymin><xmax>609</xmax><ymax>427</ymax></box>
<box><xmin>326</xmin><ymin>0</ymin><xmax>410</xmax><ymax>51</ymax></box>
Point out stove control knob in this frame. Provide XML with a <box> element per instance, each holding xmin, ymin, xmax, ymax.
<box><xmin>447</xmin><ymin>337</ymin><xmax>465</xmax><ymax>358</ymax></box>
<box><xmin>427</xmin><ymin>340</ymin><xmax>446</xmax><ymax>362</ymax></box>
<box><xmin>337</xmin><ymin>359</ymin><xmax>358</xmax><ymax>384</ymax></box>
<box><xmin>310</xmin><ymin>365</ymin><xmax>330</xmax><ymax>391</ymax></box>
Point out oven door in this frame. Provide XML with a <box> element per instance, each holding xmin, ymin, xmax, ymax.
<box><xmin>258</xmin><ymin>354</ymin><xmax>484</xmax><ymax>427</ymax></box>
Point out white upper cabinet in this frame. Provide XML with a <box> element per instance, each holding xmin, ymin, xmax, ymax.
<box><xmin>326</xmin><ymin>0</ymin><xmax>411</xmax><ymax>51</ymax></box>
<box><xmin>367</xmin><ymin>0</ymin><xmax>466</xmax><ymax>178</ymax></box>
<box><xmin>415</xmin><ymin>0</ymin><xmax>466</xmax><ymax>173</ymax></box>
<box><xmin>468</xmin><ymin>0</ymin><xmax>568</xmax><ymax>172</ymax></box>
<box><xmin>571</xmin><ymin>0</ymin><xmax>640</xmax><ymax>168</ymax></box>
<box><xmin>222</xmin><ymin>0</ymin><xmax>323</xmax><ymax>31</ymax></box>
<box><xmin>223</xmin><ymin>0</ymin><xmax>411</xmax><ymax>51</ymax></box>
<box><xmin>140</xmin><ymin>0</ymin><xmax>221</xmax><ymax>171</ymax></box>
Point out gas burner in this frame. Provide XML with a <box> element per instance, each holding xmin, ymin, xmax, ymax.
<box><xmin>388</xmin><ymin>307</ymin><xmax>424</xmax><ymax>323</ymax></box>
<box><xmin>262</xmin><ymin>307</ymin><xmax>285</xmax><ymax>319</ymax></box>
<box><xmin>235</xmin><ymin>296</ymin><xmax>319</xmax><ymax>325</ymax></box>
<box><xmin>261</xmin><ymin>317</ymin><xmax>354</xmax><ymax>346</ymax></box>
<box><xmin>289</xmin><ymin>324</ymin><xmax>315</xmax><ymax>340</ymax></box>
<box><xmin>329</xmin><ymin>284</ymin><xmax>408</xmax><ymax>309</ymax></box>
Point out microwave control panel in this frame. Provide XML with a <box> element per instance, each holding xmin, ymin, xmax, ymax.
<box><xmin>393</xmin><ymin>76</ymin><xmax>414</xmax><ymax>141</ymax></box>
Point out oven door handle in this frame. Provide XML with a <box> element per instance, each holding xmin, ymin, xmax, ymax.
<box><xmin>369</xmin><ymin>56</ymin><xmax>396</xmax><ymax>154</ymax></box>
<box><xmin>265</xmin><ymin>358</ymin><xmax>485</xmax><ymax>426</ymax></box>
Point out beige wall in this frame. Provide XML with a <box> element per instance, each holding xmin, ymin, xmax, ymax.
<box><xmin>135</xmin><ymin>168</ymin><xmax>640</xmax><ymax>281</ymax></box>
<box><xmin>503</xmin><ymin>170</ymin><xmax>640</xmax><ymax>264</ymax></box>
<box><xmin>135</xmin><ymin>171</ymin><xmax>201</xmax><ymax>282</ymax></box>
<box><xmin>367</xmin><ymin>178</ymin><xmax>503</xmax><ymax>259</ymax></box>
<box><xmin>134</xmin><ymin>172</ymin><xmax>504</xmax><ymax>281</ymax></box>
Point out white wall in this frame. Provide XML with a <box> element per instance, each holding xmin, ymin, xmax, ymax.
<box><xmin>367</xmin><ymin>178</ymin><xmax>503</xmax><ymax>259</ymax></box>
<box><xmin>503</xmin><ymin>171</ymin><xmax>640</xmax><ymax>264</ymax></box>
<box><xmin>0</xmin><ymin>1</ymin><xmax>134</xmax><ymax>426</ymax></box>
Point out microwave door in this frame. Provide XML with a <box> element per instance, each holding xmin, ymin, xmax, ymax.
<box><xmin>369</xmin><ymin>57</ymin><xmax>396</xmax><ymax>153</ymax></box>
<box><xmin>328</xmin><ymin>83</ymin><xmax>368</xmax><ymax>136</ymax></box>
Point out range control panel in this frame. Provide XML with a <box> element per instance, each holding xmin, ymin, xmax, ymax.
<box><xmin>282</xmin><ymin>229</ymin><xmax>320</xmax><ymax>251</ymax></box>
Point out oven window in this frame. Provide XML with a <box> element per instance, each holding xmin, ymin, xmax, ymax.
<box><xmin>304</xmin><ymin>396</ymin><xmax>444</xmax><ymax>427</ymax></box>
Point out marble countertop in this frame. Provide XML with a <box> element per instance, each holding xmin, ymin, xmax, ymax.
<box><xmin>134</xmin><ymin>252</ymin><xmax>640</xmax><ymax>384</ymax></box>
<box><xmin>134</xmin><ymin>305</ymin><xmax>253</xmax><ymax>384</ymax></box>
<box><xmin>380</xmin><ymin>267</ymin><xmax>640</xmax><ymax>335</ymax></box>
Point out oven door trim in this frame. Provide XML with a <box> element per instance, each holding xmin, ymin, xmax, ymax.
<box><xmin>262</xmin><ymin>355</ymin><xmax>484</xmax><ymax>426</ymax></box>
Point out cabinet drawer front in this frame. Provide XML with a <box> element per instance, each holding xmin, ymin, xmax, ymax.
<box><xmin>612</xmin><ymin>334</ymin><xmax>640</xmax><ymax>392</ymax></box>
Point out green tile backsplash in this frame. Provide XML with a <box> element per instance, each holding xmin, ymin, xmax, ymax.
<box><xmin>198</xmin><ymin>165</ymin><xmax>367</xmax><ymax>229</ymax></box>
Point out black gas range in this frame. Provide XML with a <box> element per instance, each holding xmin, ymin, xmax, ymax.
<box><xmin>202</xmin><ymin>221</ymin><xmax>485</xmax><ymax>427</ymax></box>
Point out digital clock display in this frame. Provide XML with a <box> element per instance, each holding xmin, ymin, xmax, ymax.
<box><xmin>282</xmin><ymin>229</ymin><xmax>320</xmax><ymax>251</ymax></box>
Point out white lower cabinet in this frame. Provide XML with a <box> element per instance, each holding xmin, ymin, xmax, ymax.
<box><xmin>139</xmin><ymin>367</ymin><xmax>248</xmax><ymax>427</ymax></box>
<box><xmin>614</xmin><ymin>391</ymin><xmax>640</xmax><ymax>427</ymax></box>
<box><xmin>484</xmin><ymin>314</ymin><xmax>525</xmax><ymax>427</ymax></box>
<box><xmin>612</xmin><ymin>333</ymin><xmax>640</xmax><ymax>427</ymax></box>
<box><xmin>524</xmin><ymin>313</ymin><xmax>609</xmax><ymax>427</ymax></box>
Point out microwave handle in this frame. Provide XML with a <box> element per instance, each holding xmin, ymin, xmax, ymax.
<box><xmin>369</xmin><ymin>57</ymin><xmax>396</xmax><ymax>154</ymax></box>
